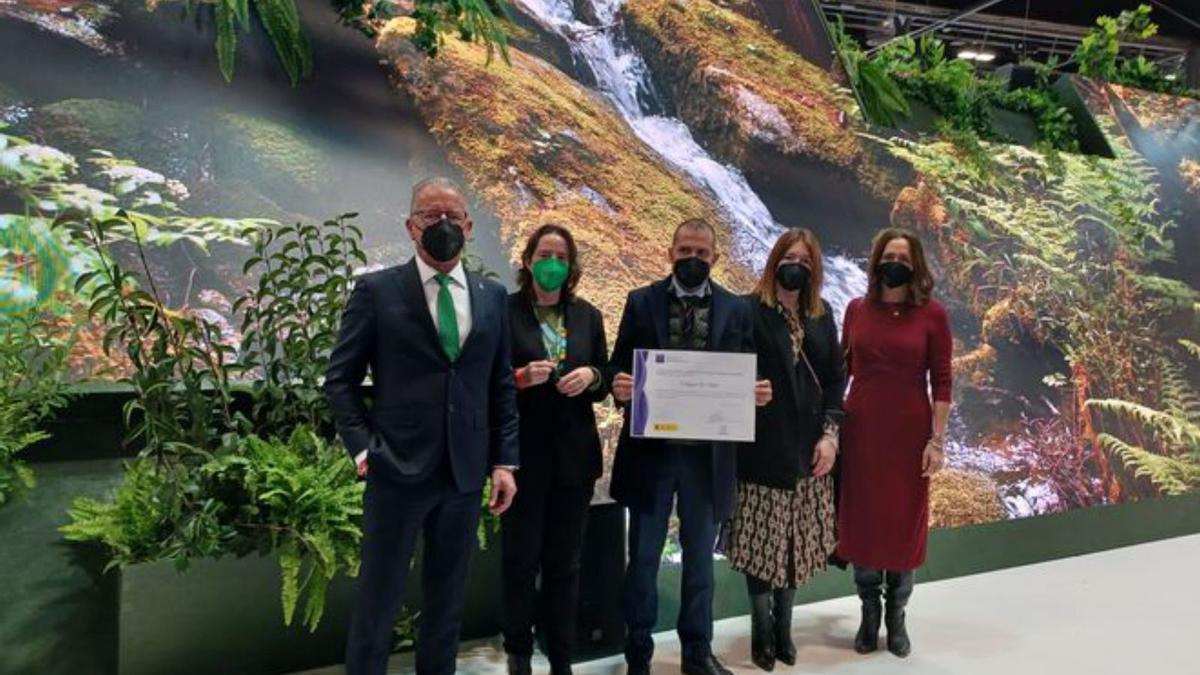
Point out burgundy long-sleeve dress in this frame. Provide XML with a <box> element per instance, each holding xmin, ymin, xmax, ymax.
<box><xmin>836</xmin><ymin>297</ymin><xmax>953</xmax><ymax>571</ymax></box>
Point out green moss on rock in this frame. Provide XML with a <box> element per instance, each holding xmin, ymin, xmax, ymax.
<box><xmin>211</xmin><ymin>112</ymin><xmax>325</xmax><ymax>202</ymax></box>
<box><xmin>623</xmin><ymin>0</ymin><xmax>900</xmax><ymax>201</ymax></box>
<box><xmin>26</xmin><ymin>98</ymin><xmax>143</xmax><ymax>158</ymax></box>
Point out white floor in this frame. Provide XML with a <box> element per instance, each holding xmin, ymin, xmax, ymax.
<box><xmin>305</xmin><ymin>534</ymin><xmax>1200</xmax><ymax>674</ymax></box>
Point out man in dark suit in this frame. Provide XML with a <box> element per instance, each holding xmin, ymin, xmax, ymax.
<box><xmin>608</xmin><ymin>219</ymin><xmax>772</xmax><ymax>675</ymax></box>
<box><xmin>325</xmin><ymin>177</ymin><xmax>520</xmax><ymax>675</ymax></box>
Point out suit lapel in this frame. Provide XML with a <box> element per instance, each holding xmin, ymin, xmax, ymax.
<box><xmin>393</xmin><ymin>260</ymin><xmax>444</xmax><ymax>358</ymax></box>
<box><xmin>649</xmin><ymin>277</ymin><xmax>671</xmax><ymax>349</ymax></box>
<box><xmin>563</xmin><ymin>300</ymin><xmax>583</xmax><ymax>366</ymax></box>
<box><xmin>709</xmin><ymin>283</ymin><xmax>731</xmax><ymax>349</ymax></box>
<box><xmin>460</xmin><ymin>270</ymin><xmax>487</xmax><ymax>356</ymax></box>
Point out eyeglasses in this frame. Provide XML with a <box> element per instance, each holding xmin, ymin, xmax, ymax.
<box><xmin>411</xmin><ymin>210</ymin><xmax>468</xmax><ymax>226</ymax></box>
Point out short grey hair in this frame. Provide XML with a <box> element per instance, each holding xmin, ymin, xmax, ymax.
<box><xmin>409</xmin><ymin>176</ymin><xmax>467</xmax><ymax>214</ymax></box>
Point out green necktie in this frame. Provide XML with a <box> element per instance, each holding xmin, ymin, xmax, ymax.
<box><xmin>434</xmin><ymin>273</ymin><xmax>461</xmax><ymax>362</ymax></box>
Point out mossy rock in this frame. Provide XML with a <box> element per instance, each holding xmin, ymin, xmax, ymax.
<box><xmin>622</xmin><ymin>0</ymin><xmax>903</xmax><ymax>204</ymax></box>
<box><xmin>22</xmin><ymin>98</ymin><xmax>144</xmax><ymax>159</ymax></box>
<box><xmin>210</xmin><ymin>112</ymin><xmax>325</xmax><ymax>204</ymax></box>
<box><xmin>377</xmin><ymin>18</ymin><xmax>755</xmax><ymax>327</ymax></box>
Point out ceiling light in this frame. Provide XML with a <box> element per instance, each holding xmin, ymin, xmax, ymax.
<box><xmin>957</xmin><ymin>49</ymin><xmax>997</xmax><ymax>62</ymax></box>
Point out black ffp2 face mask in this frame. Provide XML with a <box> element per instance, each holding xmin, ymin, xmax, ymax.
<box><xmin>420</xmin><ymin>217</ymin><xmax>465</xmax><ymax>263</ymax></box>
<box><xmin>877</xmin><ymin>261</ymin><xmax>913</xmax><ymax>288</ymax></box>
<box><xmin>776</xmin><ymin>262</ymin><xmax>811</xmax><ymax>293</ymax></box>
<box><xmin>673</xmin><ymin>256</ymin><xmax>711</xmax><ymax>290</ymax></box>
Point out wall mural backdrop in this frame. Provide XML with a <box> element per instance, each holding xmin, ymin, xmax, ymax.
<box><xmin>2</xmin><ymin>0</ymin><xmax>1198</xmax><ymax>535</ymax></box>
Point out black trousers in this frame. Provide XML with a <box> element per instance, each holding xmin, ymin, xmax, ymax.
<box><xmin>345</xmin><ymin>466</ymin><xmax>482</xmax><ymax>675</ymax></box>
<box><xmin>500</xmin><ymin>469</ymin><xmax>593</xmax><ymax>669</ymax></box>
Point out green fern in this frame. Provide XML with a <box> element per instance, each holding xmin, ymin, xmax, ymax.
<box><xmin>0</xmin><ymin>310</ymin><xmax>72</xmax><ymax>506</ymax></box>
<box><xmin>1084</xmin><ymin>343</ymin><xmax>1200</xmax><ymax>495</ymax></box>
<box><xmin>1095</xmin><ymin>433</ymin><xmax>1200</xmax><ymax>496</ymax></box>
<box><xmin>1161</xmin><ymin>359</ymin><xmax>1200</xmax><ymax>426</ymax></box>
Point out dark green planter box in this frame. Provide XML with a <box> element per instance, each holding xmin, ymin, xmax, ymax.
<box><xmin>117</xmin><ymin>542</ymin><xmax>504</xmax><ymax>675</ymax></box>
<box><xmin>899</xmin><ymin>100</ymin><xmax>1039</xmax><ymax>147</ymax></box>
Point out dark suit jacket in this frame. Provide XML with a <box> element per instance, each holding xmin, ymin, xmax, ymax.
<box><xmin>508</xmin><ymin>293</ymin><xmax>610</xmax><ymax>487</ymax></box>
<box><xmin>324</xmin><ymin>259</ymin><xmax>520</xmax><ymax>493</ymax></box>
<box><xmin>739</xmin><ymin>298</ymin><xmax>845</xmax><ymax>489</ymax></box>
<box><xmin>605</xmin><ymin>277</ymin><xmax>755</xmax><ymax>522</ymax></box>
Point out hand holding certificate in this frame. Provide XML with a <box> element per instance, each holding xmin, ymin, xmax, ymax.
<box><xmin>630</xmin><ymin>349</ymin><xmax>758</xmax><ymax>442</ymax></box>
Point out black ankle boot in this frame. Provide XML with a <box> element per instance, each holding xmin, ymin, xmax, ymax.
<box><xmin>749</xmin><ymin>592</ymin><xmax>775</xmax><ymax>671</ymax></box>
<box><xmin>772</xmin><ymin>589</ymin><xmax>796</xmax><ymax>666</ymax></box>
<box><xmin>885</xmin><ymin>607</ymin><xmax>911</xmax><ymax>658</ymax></box>
<box><xmin>854</xmin><ymin>596</ymin><xmax>882</xmax><ymax>654</ymax></box>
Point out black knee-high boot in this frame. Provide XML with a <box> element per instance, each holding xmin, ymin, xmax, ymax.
<box><xmin>853</xmin><ymin>566</ymin><xmax>883</xmax><ymax>654</ymax></box>
<box><xmin>746</xmin><ymin>575</ymin><xmax>776</xmax><ymax>671</ymax></box>
<box><xmin>772</xmin><ymin>589</ymin><xmax>796</xmax><ymax>666</ymax></box>
<box><xmin>885</xmin><ymin>570</ymin><xmax>914</xmax><ymax>658</ymax></box>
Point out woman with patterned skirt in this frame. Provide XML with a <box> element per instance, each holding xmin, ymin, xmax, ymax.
<box><xmin>727</xmin><ymin>229</ymin><xmax>845</xmax><ymax>671</ymax></box>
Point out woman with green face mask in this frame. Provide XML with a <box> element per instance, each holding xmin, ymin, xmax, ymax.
<box><xmin>501</xmin><ymin>224</ymin><xmax>611</xmax><ymax>675</ymax></box>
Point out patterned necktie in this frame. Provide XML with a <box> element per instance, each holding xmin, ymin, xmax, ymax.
<box><xmin>434</xmin><ymin>273</ymin><xmax>460</xmax><ymax>362</ymax></box>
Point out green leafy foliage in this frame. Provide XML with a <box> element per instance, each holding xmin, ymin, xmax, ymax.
<box><xmin>0</xmin><ymin>126</ymin><xmax>267</xmax><ymax>317</ymax></box>
<box><xmin>234</xmin><ymin>216</ymin><xmax>366</xmax><ymax>432</ymax></box>
<box><xmin>156</xmin><ymin>0</ymin><xmax>513</xmax><ymax>84</ymax></box>
<box><xmin>1073</xmin><ymin>4</ymin><xmax>1199</xmax><ymax>99</ymax></box>
<box><xmin>0</xmin><ymin>310</ymin><xmax>72</xmax><ymax>506</ymax></box>
<box><xmin>190</xmin><ymin>0</ymin><xmax>312</xmax><ymax>86</ymax></box>
<box><xmin>1074</xmin><ymin>4</ymin><xmax>1156</xmax><ymax>85</ymax></box>
<box><xmin>60</xmin><ymin>213</ymin><xmax>240</xmax><ymax>464</ymax></box>
<box><xmin>59</xmin><ymin>210</ymin><xmax>364</xmax><ymax>629</ymax></box>
<box><xmin>831</xmin><ymin>25</ymin><xmax>1080</xmax><ymax>152</ymax></box>
<box><xmin>211</xmin><ymin>428</ymin><xmax>363</xmax><ymax>630</ymax></box>
<box><xmin>255</xmin><ymin>0</ymin><xmax>314</xmax><ymax>85</ymax></box>
<box><xmin>412</xmin><ymin>0</ymin><xmax>512</xmax><ymax>64</ymax></box>
<box><xmin>831</xmin><ymin>17</ymin><xmax>910</xmax><ymax>127</ymax></box>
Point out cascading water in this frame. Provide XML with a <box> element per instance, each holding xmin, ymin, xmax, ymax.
<box><xmin>513</xmin><ymin>0</ymin><xmax>866</xmax><ymax>322</ymax></box>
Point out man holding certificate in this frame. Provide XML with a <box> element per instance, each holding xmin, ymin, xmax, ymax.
<box><xmin>609</xmin><ymin>219</ymin><xmax>772</xmax><ymax>675</ymax></box>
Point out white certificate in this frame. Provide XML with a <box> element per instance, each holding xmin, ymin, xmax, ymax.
<box><xmin>630</xmin><ymin>349</ymin><xmax>757</xmax><ymax>442</ymax></box>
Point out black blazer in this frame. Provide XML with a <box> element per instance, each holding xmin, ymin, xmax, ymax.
<box><xmin>324</xmin><ymin>259</ymin><xmax>520</xmax><ymax>493</ymax></box>
<box><xmin>606</xmin><ymin>277</ymin><xmax>756</xmax><ymax>522</ymax></box>
<box><xmin>739</xmin><ymin>298</ymin><xmax>845</xmax><ymax>489</ymax></box>
<box><xmin>508</xmin><ymin>293</ymin><xmax>610</xmax><ymax>487</ymax></box>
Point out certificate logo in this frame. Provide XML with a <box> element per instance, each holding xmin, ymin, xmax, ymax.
<box><xmin>655</xmin><ymin>354</ymin><xmax>666</xmax><ymax>363</ymax></box>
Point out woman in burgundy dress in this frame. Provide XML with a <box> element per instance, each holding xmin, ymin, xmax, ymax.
<box><xmin>838</xmin><ymin>227</ymin><xmax>952</xmax><ymax>658</ymax></box>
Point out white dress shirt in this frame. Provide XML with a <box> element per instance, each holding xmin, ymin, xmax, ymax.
<box><xmin>413</xmin><ymin>255</ymin><xmax>472</xmax><ymax>347</ymax></box>
<box><xmin>355</xmin><ymin>256</ymin><xmax>474</xmax><ymax>469</ymax></box>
